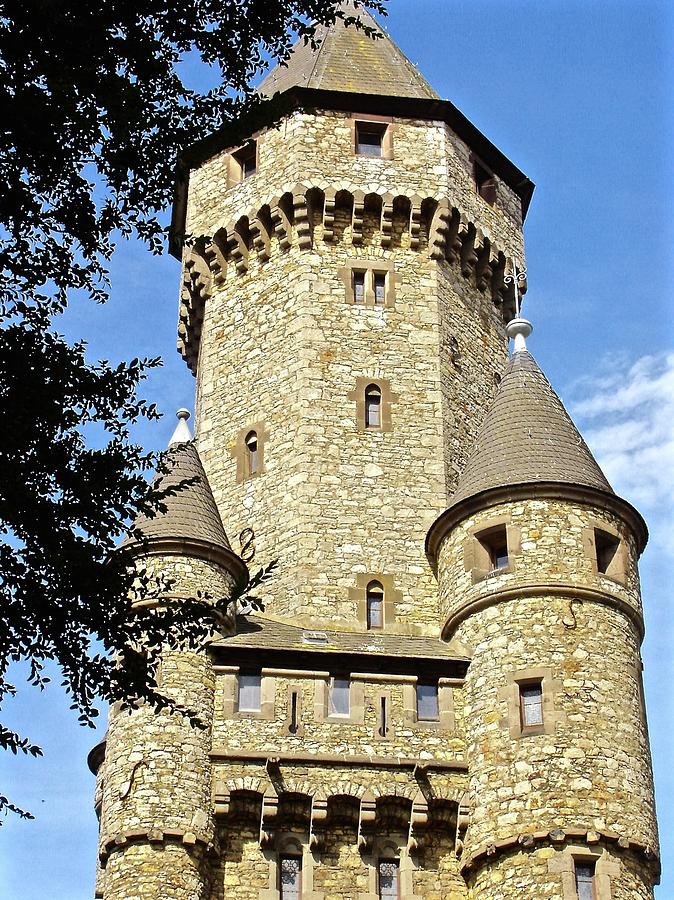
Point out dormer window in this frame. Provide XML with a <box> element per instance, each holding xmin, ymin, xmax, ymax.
<box><xmin>356</xmin><ymin>121</ymin><xmax>387</xmax><ymax>157</ymax></box>
<box><xmin>474</xmin><ymin>158</ymin><xmax>497</xmax><ymax>205</ymax></box>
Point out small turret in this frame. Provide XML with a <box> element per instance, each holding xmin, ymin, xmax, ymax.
<box><xmin>426</xmin><ymin>325</ymin><xmax>659</xmax><ymax>898</ymax></box>
<box><xmin>92</xmin><ymin>412</ymin><xmax>247</xmax><ymax>900</ymax></box>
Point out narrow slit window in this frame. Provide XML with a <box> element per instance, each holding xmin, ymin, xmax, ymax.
<box><xmin>474</xmin><ymin>159</ymin><xmax>497</xmax><ymax>205</ymax></box>
<box><xmin>595</xmin><ymin>528</ymin><xmax>620</xmax><ymax>574</ymax></box>
<box><xmin>378</xmin><ymin>696</ymin><xmax>388</xmax><ymax>737</ymax></box>
<box><xmin>377</xmin><ymin>859</ymin><xmax>399</xmax><ymax>900</ymax></box>
<box><xmin>519</xmin><ymin>682</ymin><xmax>544</xmax><ymax>729</ymax></box>
<box><xmin>574</xmin><ymin>861</ymin><xmax>596</xmax><ymax>900</ymax></box>
<box><xmin>366</xmin><ymin>580</ymin><xmax>384</xmax><ymax>630</ymax></box>
<box><xmin>245</xmin><ymin>430</ymin><xmax>258</xmax><ymax>476</ymax></box>
<box><xmin>374</xmin><ymin>272</ymin><xmax>386</xmax><ymax>305</ymax></box>
<box><xmin>416</xmin><ymin>683</ymin><xmax>439</xmax><ymax>722</ymax></box>
<box><xmin>353</xmin><ymin>270</ymin><xmax>366</xmax><ymax>303</ymax></box>
<box><xmin>328</xmin><ymin>676</ymin><xmax>350</xmax><ymax>717</ymax></box>
<box><xmin>289</xmin><ymin>690</ymin><xmax>299</xmax><ymax>734</ymax></box>
<box><xmin>356</xmin><ymin>121</ymin><xmax>387</xmax><ymax>157</ymax></box>
<box><xmin>238</xmin><ymin>673</ymin><xmax>261</xmax><ymax>712</ymax></box>
<box><xmin>365</xmin><ymin>384</ymin><xmax>382</xmax><ymax>429</ymax></box>
<box><xmin>279</xmin><ymin>855</ymin><xmax>302</xmax><ymax>900</ymax></box>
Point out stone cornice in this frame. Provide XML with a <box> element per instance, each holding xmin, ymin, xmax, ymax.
<box><xmin>441</xmin><ymin>582</ymin><xmax>645</xmax><ymax>644</ymax></box>
<box><xmin>426</xmin><ymin>481</ymin><xmax>648</xmax><ymax>568</ymax></box>
<box><xmin>99</xmin><ymin>827</ymin><xmax>213</xmax><ymax>867</ymax></box>
<box><xmin>209</xmin><ymin>748</ymin><xmax>468</xmax><ymax>771</ymax></box>
<box><xmin>460</xmin><ymin>826</ymin><xmax>661</xmax><ymax>882</ymax></box>
<box><xmin>120</xmin><ymin>535</ymin><xmax>249</xmax><ymax>588</ymax></box>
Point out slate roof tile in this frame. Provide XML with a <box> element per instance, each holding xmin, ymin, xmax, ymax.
<box><xmin>450</xmin><ymin>350</ymin><xmax>612</xmax><ymax>506</ymax></box>
<box><xmin>258</xmin><ymin>3</ymin><xmax>438</xmax><ymax>100</ymax></box>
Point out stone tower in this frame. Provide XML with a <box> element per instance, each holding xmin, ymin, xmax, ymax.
<box><xmin>89</xmin><ymin>7</ymin><xmax>660</xmax><ymax>900</ymax></box>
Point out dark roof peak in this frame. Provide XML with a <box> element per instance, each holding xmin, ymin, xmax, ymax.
<box><xmin>449</xmin><ymin>348</ymin><xmax>612</xmax><ymax>507</ymax></box>
<box><xmin>258</xmin><ymin>3</ymin><xmax>439</xmax><ymax>100</ymax></box>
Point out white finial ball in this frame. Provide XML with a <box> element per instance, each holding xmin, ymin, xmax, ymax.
<box><xmin>176</xmin><ymin>408</ymin><xmax>191</xmax><ymax>421</ymax></box>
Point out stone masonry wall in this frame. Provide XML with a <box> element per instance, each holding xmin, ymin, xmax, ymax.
<box><xmin>191</xmin><ymin>107</ymin><xmax>519</xmax><ymax>627</ymax></box>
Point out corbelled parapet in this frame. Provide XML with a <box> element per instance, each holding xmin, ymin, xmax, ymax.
<box><xmin>426</xmin><ymin>335</ymin><xmax>659</xmax><ymax>898</ymax></box>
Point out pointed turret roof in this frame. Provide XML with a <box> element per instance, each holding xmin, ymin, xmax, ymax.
<box><xmin>258</xmin><ymin>4</ymin><xmax>438</xmax><ymax>100</ymax></box>
<box><xmin>450</xmin><ymin>349</ymin><xmax>612</xmax><ymax>508</ymax></box>
<box><xmin>124</xmin><ymin>412</ymin><xmax>231</xmax><ymax>553</ymax></box>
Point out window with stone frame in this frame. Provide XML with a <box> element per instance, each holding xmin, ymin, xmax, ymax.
<box><xmin>353</xmin><ymin>269</ymin><xmax>366</xmax><ymax>303</ymax></box>
<box><xmin>574</xmin><ymin>860</ymin><xmax>596</xmax><ymax>900</ymax></box>
<box><xmin>478</xmin><ymin>524</ymin><xmax>509</xmax><ymax>571</ymax></box>
<box><xmin>237</xmin><ymin>672</ymin><xmax>261</xmax><ymax>712</ymax></box>
<box><xmin>232</xmin><ymin>140</ymin><xmax>257</xmax><ymax>180</ymax></box>
<box><xmin>338</xmin><ymin>260</ymin><xmax>398</xmax><ymax>307</ymax></box>
<box><xmin>464</xmin><ymin>519</ymin><xmax>521</xmax><ymax>583</ymax></box>
<box><xmin>594</xmin><ymin>528</ymin><xmax>620</xmax><ymax>576</ymax></box>
<box><xmin>416</xmin><ymin>682</ymin><xmax>440</xmax><ymax>722</ymax></box>
<box><xmin>279</xmin><ymin>854</ymin><xmax>302</xmax><ymax>900</ymax></box>
<box><xmin>366</xmin><ymin>580</ymin><xmax>384</xmax><ymax>629</ymax></box>
<box><xmin>355</xmin><ymin>120</ymin><xmax>388</xmax><ymax>157</ymax></box>
<box><xmin>245</xmin><ymin>430</ymin><xmax>259</xmax><ymax>476</ymax></box>
<box><xmin>328</xmin><ymin>676</ymin><xmax>350</xmax><ymax>717</ymax></box>
<box><xmin>474</xmin><ymin>157</ymin><xmax>497</xmax><ymax>205</ymax></box>
<box><xmin>377</xmin><ymin>858</ymin><xmax>400</xmax><ymax>899</ymax></box>
<box><xmin>373</xmin><ymin>272</ymin><xmax>387</xmax><ymax>305</ymax></box>
<box><xmin>365</xmin><ymin>384</ymin><xmax>382</xmax><ymax>429</ymax></box>
<box><xmin>519</xmin><ymin>680</ymin><xmax>544</xmax><ymax>731</ymax></box>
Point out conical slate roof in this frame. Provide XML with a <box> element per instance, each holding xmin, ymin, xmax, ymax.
<box><xmin>127</xmin><ymin>441</ymin><xmax>231</xmax><ymax>551</ymax></box>
<box><xmin>258</xmin><ymin>3</ymin><xmax>438</xmax><ymax>100</ymax></box>
<box><xmin>449</xmin><ymin>350</ymin><xmax>612</xmax><ymax>508</ymax></box>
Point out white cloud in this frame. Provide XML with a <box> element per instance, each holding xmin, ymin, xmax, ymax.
<box><xmin>566</xmin><ymin>352</ymin><xmax>674</xmax><ymax>547</ymax></box>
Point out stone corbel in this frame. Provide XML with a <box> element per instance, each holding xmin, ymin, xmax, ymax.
<box><xmin>203</xmin><ymin>229</ymin><xmax>228</xmax><ymax>287</ymax></box>
<box><xmin>309</xmin><ymin>792</ymin><xmax>329</xmax><ymax>852</ymax></box>
<box><xmin>455</xmin><ymin>792</ymin><xmax>470</xmax><ymax>857</ymax></box>
<box><xmin>409</xmin><ymin>195</ymin><xmax>423</xmax><ymax>251</ymax></box>
<box><xmin>458</xmin><ymin>220</ymin><xmax>478</xmax><ymax>278</ymax></box>
<box><xmin>270</xmin><ymin>196</ymin><xmax>293</xmax><ymax>251</ymax></box>
<box><xmin>380</xmin><ymin>193</ymin><xmax>394</xmax><ymax>248</ymax></box>
<box><xmin>323</xmin><ymin>188</ymin><xmax>337</xmax><ymax>242</ymax></box>
<box><xmin>357</xmin><ymin>790</ymin><xmax>377</xmax><ymax>854</ymax></box>
<box><xmin>250</xmin><ymin>215</ymin><xmax>271</xmax><ymax>263</ymax></box>
<box><xmin>227</xmin><ymin>226</ymin><xmax>249</xmax><ymax>275</ymax></box>
<box><xmin>445</xmin><ymin>208</ymin><xmax>462</xmax><ymax>264</ymax></box>
<box><xmin>213</xmin><ymin>781</ymin><xmax>230</xmax><ymax>817</ymax></box>
<box><xmin>428</xmin><ymin>200</ymin><xmax>451</xmax><ymax>260</ymax></box>
<box><xmin>351</xmin><ymin>190</ymin><xmax>365</xmax><ymax>245</ymax></box>
<box><xmin>407</xmin><ymin>791</ymin><xmax>429</xmax><ymax>854</ymax></box>
<box><xmin>474</xmin><ymin>229</ymin><xmax>495</xmax><ymax>293</ymax></box>
<box><xmin>490</xmin><ymin>252</ymin><xmax>507</xmax><ymax>307</ymax></box>
<box><xmin>293</xmin><ymin>189</ymin><xmax>312</xmax><ymax>250</ymax></box>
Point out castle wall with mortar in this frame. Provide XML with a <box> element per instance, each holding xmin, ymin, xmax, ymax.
<box><xmin>434</xmin><ymin>497</ymin><xmax>658</xmax><ymax>898</ymax></box>
<box><xmin>189</xmin><ymin>109</ymin><xmax>521</xmax><ymax>625</ymax></box>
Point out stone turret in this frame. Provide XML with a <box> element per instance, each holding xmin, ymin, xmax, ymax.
<box><xmin>92</xmin><ymin>412</ymin><xmax>247</xmax><ymax>900</ymax></box>
<box><xmin>426</xmin><ymin>325</ymin><xmax>659</xmax><ymax>898</ymax></box>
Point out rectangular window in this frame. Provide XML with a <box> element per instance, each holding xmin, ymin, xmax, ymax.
<box><xmin>238</xmin><ymin>673</ymin><xmax>261</xmax><ymax>712</ymax></box>
<box><xmin>519</xmin><ymin>682</ymin><xmax>544</xmax><ymax>729</ymax></box>
<box><xmin>378</xmin><ymin>859</ymin><xmax>399</xmax><ymax>900</ymax></box>
<box><xmin>474</xmin><ymin>159</ymin><xmax>497</xmax><ymax>205</ymax></box>
<box><xmin>356</xmin><ymin>121</ymin><xmax>387</xmax><ymax>157</ymax></box>
<box><xmin>574</xmin><ymin>861</ymin><xmax>596</xmax><ymax>900</ymax></box>
<box><xmin>595</xmin><ymin>528</ymin><xmax>620</xmax><ymax>575</ymax></box>
<box><xmin>374</xmin><ymin>272</ymin><xmax>386</xmax><ymax>305</ymax></box>
<box><xmin>353</xmin><ymin>270</ymin><xmax>366</xmax><ymax>303</ymax></box>
<box><xmin>416</xmin><ymin>683</ymin><xmax>439</xmax><ymax>722</ymax></box>
<box><xmin>477</xmin><ymin>524</ymin><xmax>509</xmax><ymax>571</ymax></box>
<box><xmin>328</xmin><ymin>677</ymin><xmax>350</xmax><ymax>717</ymax></box>
<box><xmin>233</xmin><ymin>141</ymin><xmax>257</xmax><ymax>180</ymax></box>
<box><xmin>279</xmin><ymin>855</ymin><xmax>302</xmax><ymax>900</ymax></box>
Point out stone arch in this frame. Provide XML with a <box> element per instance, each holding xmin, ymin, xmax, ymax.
<box><xmin>390</xmin><ymin>194</ymin><xmax>411</xmax><ymax>248</ymax></box>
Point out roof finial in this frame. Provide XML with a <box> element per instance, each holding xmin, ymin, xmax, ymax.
<box><xmin>169</xmin><ymin>408</ymin><xmax>192</xmax><ymax>446</ymax></box>
<box><xmin>504</xmin><ymin>258</ymin><xmax>532</xmax><ymax>353</ymax></box>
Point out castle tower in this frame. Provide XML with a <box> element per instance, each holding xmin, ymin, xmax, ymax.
<box><xmin>426</xmin><ymin>320</ymin><xmax>660</xmax><ymax>898</ymax></box>
<box><xmin>89</xmin><ymin>7</ymin><xmax>659</xmax><ymax>900</ymax></box>
<box><xmin>91</xmin><ymin>414</ymin><xmax>247</xmax><ymax>899</ymax></box>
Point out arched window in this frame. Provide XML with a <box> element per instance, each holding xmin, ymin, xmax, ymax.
<box><xmin>245</xmin><ymin>430</ymin><xmax>258</xmax><ymax>475</ymax></box>
<box><xmin>366</xmin><ymin>580</ymin><xmax>384</xmax><ymax>630</ymax></box>
<box><xmin>364</xmin><ymin>384</ymin><xmax>382</xmax><ymax>429</ymax></box>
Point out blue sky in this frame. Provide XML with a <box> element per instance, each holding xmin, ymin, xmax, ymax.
<box><xmin>1</xmin><ymin>0</ymin><xmax>672</xmax><ymax>895</ymax></box>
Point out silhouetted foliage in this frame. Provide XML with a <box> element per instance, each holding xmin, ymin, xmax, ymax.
<box><xmin>0</xmin><ymin>0</ymin><xmax>384</xmax><ymax>818</ymax></box>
